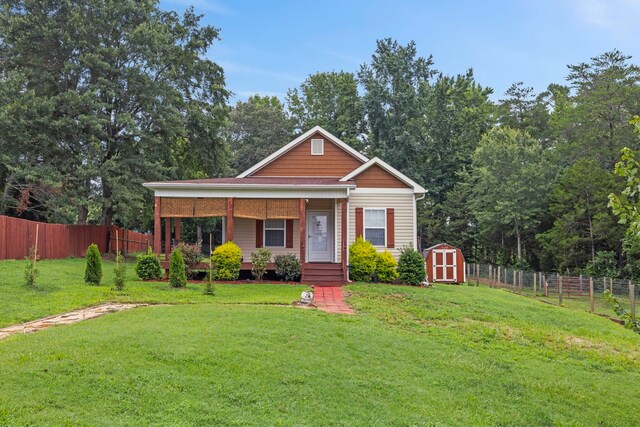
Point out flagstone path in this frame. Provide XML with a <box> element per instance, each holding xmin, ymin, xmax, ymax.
<box><xmin>0</xmin><ymin>303</ymin><xmax>146</xmax><ymax>340</ymax></box>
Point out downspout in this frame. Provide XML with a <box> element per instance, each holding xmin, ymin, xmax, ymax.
<box><xmin>346</xmin><ymin>187</ymin><xmax>351</xmax><ymax>283</ymax></box>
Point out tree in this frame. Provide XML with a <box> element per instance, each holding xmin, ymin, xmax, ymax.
<box><xmin>556</xmin><ymin>50</ymin><xmax>640</xmax><ymax>169</ymax></box>
<box><xmin>286</xmin><ymin>71</ymin><xmax>363</xmax><ymax>148</ymax></box>
<box><xmin>538</xmin><ymin>159</ymin><xmax>623</xmax><ymax>271</ymax></box>
<box><xmin>497</xmin><ymin>82</ymin><xmax>551</xmax><ymax>143</ymax></box>
<box><xmin>358</xmin><ymin>38</ymin><xmax>435</xmax><ymax>166</ymax></box>
<box><xmin>227</xmin><ymin>95</ymin><xmax>293</xmax><ymax>174</ymax></box>
<box><xmin>470</xmin><ymin>127</ymin><xmax>557</xmax><ymax>262</ymax></box>
<box><xmin>0</xmin><ymin>0</ymin><xmax>229</xmax><ymax>226</ymax></box>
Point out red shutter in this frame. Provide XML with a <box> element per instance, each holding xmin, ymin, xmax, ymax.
<box><xmin>256</xmin><ymin>220</ymin><xmax>263</xmax><ymax>248</ymax></box>
<box><xmin>285</xmin><ymin>219</ymin><xmax>293</xmax><ymax>248</ymax></box>
<box><xmin>386</xmin><ymin>208</ymin><xmax>395</xmax><ymax>248</ymax></box>
<box><xmin>355</xmin><ymin>207</ymin><xmax>363</xmax><ymax>239</ymax></box>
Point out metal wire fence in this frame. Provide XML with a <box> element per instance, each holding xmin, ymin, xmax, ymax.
<box><xmin>466</xmin><ymin>263</ymin><xmax>639</xmax><ymax>319</ymax></box>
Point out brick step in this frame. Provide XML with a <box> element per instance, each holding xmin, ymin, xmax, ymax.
<box><xmin>302</xmin><ymin>275</ymin><xmax>344</xmax><ymax>283</ymax></box>
<box><xmin>302</xmin><ymin>263</ymin><xmax>343</xmax><ymax>270</ymax></box>
<box><xmin>303</xmin><ymin>269</ymin><xmax>343</xmax><ymax>277</ymax></box>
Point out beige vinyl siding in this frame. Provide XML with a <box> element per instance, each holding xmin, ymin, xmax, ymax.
<box><xmin>233</xmin><ymin>218</ymin><xmax>300</xmax><ymax>259</ymax></box>
<box><xmin>348</xmin><ymin>192</ymin><xmax>416</xmax><ymax>260</ymax></box>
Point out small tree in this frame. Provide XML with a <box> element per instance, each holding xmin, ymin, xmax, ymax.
<box><xmin>84</xmin><ymin>243</ymin><xmax>103</xmax><ymax>285</ymax></box>
<box><xmin>24</xmin><ymin>246</ymin><xmax>39</xmax><ymax>287</ymax></box>
<box><xmin>113</xmin><ymin>252</ymin><xmax>126</xmax><ymax>291</ymax></box>
<box><xmin>397</xmin><ymin>247</ymin><xmax>425</xmax><ymax>285</ymax></box>
<box><xmin>251</xmin><ymin>248</ymin><xmax>272</xmax><ymax>281</ymax></box>
<box><xmin>169</xmin><ymin>248</ymin><xmax>187</xmax><ymax>287</ymax></box>
<box><xmin>204</xmin><ymin>235</ymin><xmax>215</xmax><ymax>295</ymax></box>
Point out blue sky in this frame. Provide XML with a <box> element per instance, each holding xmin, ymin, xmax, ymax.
<box><xmin>161</xmin><ymin>0</ymin><xmax>640</xmax><ymax>103</ymax></box>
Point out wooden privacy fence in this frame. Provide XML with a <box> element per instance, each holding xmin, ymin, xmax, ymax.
<box><xmin>0</xmin><ymin>215</ymin><xmax>152</xmax><ymax>260</ymax></box>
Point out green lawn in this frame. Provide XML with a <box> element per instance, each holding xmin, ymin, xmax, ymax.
<box><xmin>1</xmin><ymin>260</ymin><xmax>640</xmax><ymax>425</ymax></box>
<box><xmin>0</xmin><ymin>258</ymin><xmax>306</xmax><ymax>328</ymax></box>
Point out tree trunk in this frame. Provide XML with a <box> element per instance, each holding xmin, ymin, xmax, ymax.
<box><xmin>101</xmin><ymin>179</ymin><xmax>113</xmax><ymax>226</ymax></box>
<box><xmin>588</xmin><ymin>215</ymin><xmax>595</xmax><ymax>263</ymax></box>
<box><xmin>196</xmin><ymin>223</ymin><xmax>203</xmax><ymax>245</ymax></box>
<box><xmin>515</xmin><ymin>222</ymin><xmax>522</xmax><ymax>261</ymax></box>
<box><xmin>77</xmin><ymin>205</ymin><xmax>88</xmax><ymax>225</ymax></box>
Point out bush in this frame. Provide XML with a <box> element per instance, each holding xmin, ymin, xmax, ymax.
<box><xmin>349</xmin><ymin>237</ymin><xmax>377</xmax><ymax>282</ymax></box>
<box><xmin>84</xmin><ymin>243</ymin><xmax>103</xmax><ymax>285</ymax></box>
<box><xmin>135</xmin><ymin>247</ymin><xmax>163</xmax><ymax>280</ymax></box>
<box><xmin>251</xmin><ymin>248</ymin><xmax>272</xmax><ymax>280</ymax></box>
<box><xmin>176</xmin><ymin>242</ymin><xmax>203</xmax><ymax>278</ymax></box>
<box><xmin>274</xmin><ymin>254</ymin><xmax>301</xmax><ymax>281</ymax></box>
<box><xmin>376</xmin><ymin>250</ymin><xmax>398</xmax><ymax>283</ymax></box>
<box><xmin>397</xmin><ymin>246</ymin><xmax>425</xmax><ymax>285</ymax></box>
<box><xmin>212</xmin><ymin>241</ymin><xmax>242</xmax><ymax>280</ymax></box>
<box><xmin>113</xmin><ymin>253</ymin><xmax>126</xmax><ymax>291</ymax></box>
<box><xmin>169</xmin><ymin>248</ymin><xmax>187</xmax><ymax>287</ymax></box>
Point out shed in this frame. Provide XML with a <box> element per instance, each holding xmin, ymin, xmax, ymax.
<box><xmin>424</xmin><ymin>243</ymin><xmax>466</xmax><ymax>284</ymax></box>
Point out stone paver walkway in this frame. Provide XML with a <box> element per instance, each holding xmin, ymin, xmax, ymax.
<box><xmin>313</xmin><ymin>286</ymin><xmax>354</xmax><ymax>314</ymax></box>
<box><xmin>0</xmin><ymin>303</ymin><xmax>146</xmax><ymax>340</ymax></box>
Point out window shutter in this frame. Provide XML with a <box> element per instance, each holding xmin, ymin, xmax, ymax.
<box><xmin>256</xmin><ymin>220</ymin><xmax>263</xmax><ymax>248</ymax></box>
<box><xmin>386</xmin><ymin>208</ymin><xmax>395</xmax><ymax>248</ymax></box>
<box><xmin>286</xmin><ymin>219</ymin><xmax>293</xmax><ymax>248</ymax></box>
<box><xmin>355</xmin><ymin>207</ymin><xmax>363</xmax><ymax>238</ymax></box>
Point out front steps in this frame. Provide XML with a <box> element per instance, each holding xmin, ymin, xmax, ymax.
<box><xmin>302</xmin><ymin>263</ymin><xmax>345</xmax><ymax>287</ymax></box>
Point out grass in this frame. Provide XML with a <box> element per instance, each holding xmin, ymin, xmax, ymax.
<box><xmin>0</xmin><ymin>258</ymin><xmax>306</xmax><ymax>328</ymax></box>
<box><xmin>1</xmin><ymin>260</ymin><xmax>640</xmax><ymax>425</ymax></box>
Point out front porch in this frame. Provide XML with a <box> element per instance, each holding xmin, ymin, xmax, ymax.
<box><xmin>153</xmin><ymin>196</ymin><xmax>349</xmax><ymax>286</ymax></box>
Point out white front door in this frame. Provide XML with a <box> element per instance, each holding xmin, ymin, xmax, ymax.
<box><xmin>307</xmin><ymin>210</ymin><xmax>333</xmax><ymax>262</ymax></box>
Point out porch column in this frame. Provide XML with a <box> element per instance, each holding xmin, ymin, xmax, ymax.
<box><xmin>164</xmin><ymin>217</ymin><xmax>171</xmax><ymax>261</ymax></box>
<box><xmin>341</xmin><ymin>198</ymin><xmax>348</xmax><ymax>281</ymax></box>
<box><xmin>299</xmin><ymin>198</ymin><xmax>306</xmax><ymax>264</ymax></box>
<box><xmin>154</xmin><ymin>196</ymin><xmax>161</xmax><ymax>255</ymax></box>
<box><xmin>226</xmin><ymin>197</ymin><xmax>234</xmax><ymax>242</ymax></box>
<box><xmin>174</xmin><ymin>218</ymin><xmax>181</xmax><ymax>243</ymax></box>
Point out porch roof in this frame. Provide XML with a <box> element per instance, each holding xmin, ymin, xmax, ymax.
<box><xmin>143</xmin><ymin>177</ymin><xmax>356</xmax><ymax>190</ymax></box>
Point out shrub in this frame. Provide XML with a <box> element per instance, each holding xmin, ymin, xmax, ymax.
<box><xmin>212</xmin><ymin>241</ymin><xmax>242</xmax><ymax>280</ymax></box>
<box><xmin>274</xmin><ymin>254</ymin><xmax>301</xmax><ymax>281</ymax></box>
<box><xmin>135</xmin><ymin>247</ymin><xmax>163</xmax><ymax>280</ymax></box>
<box><xmin>113</xmin><ymin>253</ymin><xmax>126</xmax><ymax>291</ymax></box>
<box><xmin>349</xmin><ymin>237</ymin><xmax>377</xmax><ymax>282</ymax></box>
<box><xmin>176</xmin><ymin>242</ymin><xmax>203</xmax><ymax>278</ymax></box>
<box><xmin>397</xmin><ymin>246</ymin><xmax>425</xmax><ymax>285</ymax></box>
<box><xmin>251</xmin><ymin>248</ymin><xmax>272</xmax><ymax>280</ymax></box>
<box><xmin>84</xmin><ymin>243</ymin><xmax>103</xmax><ymax>285</ymax></box>
<box><xmin>24</xmin><ymin>246</ymin><xmax>38</xmax><ymax>287</ymax></box>
<box><xmin>376</xmin><ymin>250</ymin><xmax>398</xmax><ymax>283</ymax></box>
<box><xmin>169</xmin><ymin>248</ymin><xmax>187</xmax><ymax>287</ymax></box>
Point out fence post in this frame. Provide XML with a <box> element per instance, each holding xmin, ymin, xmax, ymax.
<box><xmin>558</xmin><ymin>273</ymin><xmax>563</xmax><ymax>305</ymax></box>
<box><xmin>544</xmin><ymin>274</ymin><xmax>548</xmax><ymax>297</ymax></box>
<box><xmin>630</xmin><ymin>284</ymin><xmax>636</xmax><ymax>318</ymax></box>
<box><xmin>533</xmin><ymin>272</ymin><xmax>537</xmax><ymax>296</ymax></box>
<box><xmin>603</xmin><ymin>277</ymin><xmax>607</xmax><ymax>294</ymax></box>
<box><xmin>520</xmin><ymin>270</ymin><xmax>523</xmax><ymax>292</ymax></box>
<box><xmin>589</xmin><ymin>277</ymin><xmax>594</xmax><ymax>313</ymax></box>
<box><xmin>609</xmin><ymin>278</ymin><xmax>613</xmax><ymax>294</ymax></box>
<box><xmin>512</xmin><ymin>270</ymin><xmax>516</xmax><ymax>291</ymax></box>
<box><xmin>497</xmin><ymin>266</ymin><xmax>501</xmax><ymax>287</ymax></box>
<box><xmin>579</xmin><ymin>274</ymin><xmax>583</xmax><ymax>295</ymax></box>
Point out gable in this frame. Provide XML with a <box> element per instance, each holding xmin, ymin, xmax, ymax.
<box><xmin>250</xmin><ymin>132</ymin><xmax>365</xmax><ymax>177</ymax></box>
<box><xmin>351</xmin><ymin>164</ymin><xmax>412</xmax><ymax>189</ymax></box>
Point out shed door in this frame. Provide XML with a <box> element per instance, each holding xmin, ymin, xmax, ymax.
<box><xmin>432</xmin><ymin>249</ymin><xmax>457</xmax><ymax>282</ymax></box>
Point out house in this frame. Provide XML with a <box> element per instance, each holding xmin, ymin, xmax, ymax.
<box><xmin>143</xmin><ymin>126</ymin><xmax>426</xmax><ymax>285</ymax></box>
<box><xmin>424</xmin><ymin>243</ymin><xmax>466</xmax><ymax>284</ymax></box>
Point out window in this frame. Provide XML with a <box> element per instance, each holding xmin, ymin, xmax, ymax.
<box><xmin>364</xmin><ymin>209</ymin><xmax>386</xmax><ymax>247</ymax></box>
<box><xmin>311</xmin><ymin>138</ymin><xmax>324</xmax><ymax>155</ymax></box>
<box><xmin>264</xmin><ymin>219</ymin><xmax>285</xmax><ymax>247</ymax></box>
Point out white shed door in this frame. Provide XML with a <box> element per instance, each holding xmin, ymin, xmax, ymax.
<box><xmin>433</xmin><ymin>249</ymin><xmax>457</xmax><ymax>282</ymax></box>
